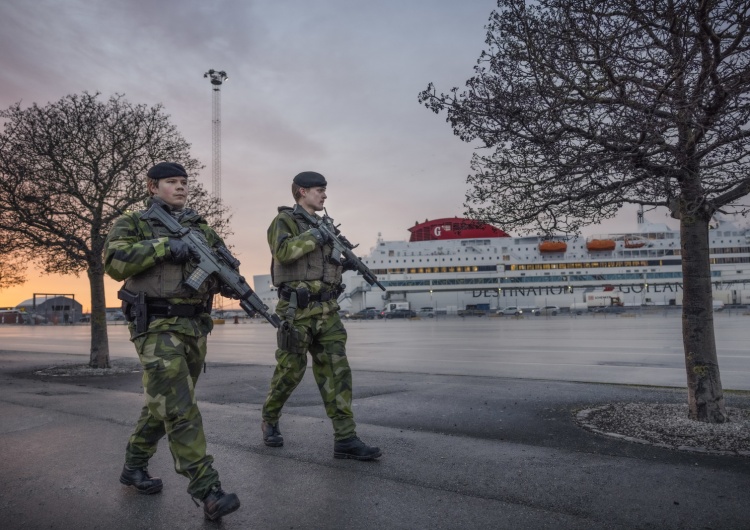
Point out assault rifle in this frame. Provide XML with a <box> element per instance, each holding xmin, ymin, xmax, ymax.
<box><xmin>293</xmin><ymin>205</ymin><xmax>386</xmax><ymax>291</ymax></box>
<box><xmin>142</xmin><ymin>200</ymin><xmax>281</xmax><ymax>328</ymax></box>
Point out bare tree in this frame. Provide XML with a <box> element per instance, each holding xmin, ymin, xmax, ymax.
<box><xmin>0</xmin><ymin>92</ymin><xmax>231</xmax><ymax>368</ymax></box>
<box><xmin>0</xmin><ymin>250</ymin><xmax>26</xmax><ymax>291</ymax></box>
<box><xmin>419</xmin><ymin>0</ymin><xmax>750</xmax><ymax>422</ymax></box>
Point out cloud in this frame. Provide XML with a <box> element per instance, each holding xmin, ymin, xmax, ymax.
<box><xmin>2</xmin><ymin>0</ymin><xmax>678</xmax><ymax>311</ymax></box>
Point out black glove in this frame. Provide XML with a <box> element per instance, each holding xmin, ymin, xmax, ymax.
<box><xmin>341</xmin><ymin>258</ymin><xmax>358</xmax><ymax>272</ymax></box>
<box><xmin>219</xmin><ymin>283</ymin><xmax>240</xmax><ymax>300</ymax></box>
<box><xmin>167</xmin><ymin>238</ymin><xmax>200</xmax><ymax>264</ymax></box>
<box><xmin>308</xmin><ymin>227</ymin><xmax>330</xmax><ymax>246</ymax></box>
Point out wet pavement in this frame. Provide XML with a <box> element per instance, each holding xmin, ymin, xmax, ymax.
<box><xmin>2</xmin><ymin>310</ymin><xmax>749</xmax><ymax>389</ymax></box>
<box><xmin>1</xmin><ymin>335</ymin><xmax>749</xmax><ymax>529</ymax></box>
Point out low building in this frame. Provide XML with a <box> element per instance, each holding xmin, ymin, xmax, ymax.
<box><xmin>15</xmin><ymin>295</ymin><xmax>82</xmax><ymax>324</ymax></box>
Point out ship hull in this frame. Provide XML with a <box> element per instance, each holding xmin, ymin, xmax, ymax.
<box><xmin>254</xmin><ymin>219</ymin><xmax>750</xmax><ymax>314</ymax></box>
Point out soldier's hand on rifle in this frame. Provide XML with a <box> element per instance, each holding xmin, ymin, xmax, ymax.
<box><xmin>341</xmin><ymin>257</ymin><xmax>358</xmax><ymax>272</ymax></box>
<box><xmin>308</xmin><ymin>227</ymin><xmax>330</xmax><ymax>246</ymax></box>
<box><xmin>167</xmin><ymin>238</ymin><xmax>200</xmax><ymax>264</ymax></box>
<box><xmin>219</xmin><ymin>283</ymin><xmax>241</xmax><ymax>300</ymax></box>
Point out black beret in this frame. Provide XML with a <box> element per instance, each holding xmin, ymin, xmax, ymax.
<box><xmin>147</xmin><ymin>162</ymin><xmax>188</xmax><ymax>180</ymax></box>
<box><xmin>293</xmin><ymin>171</ymin><xmax>327</xmax><ymax>188</ymax></box>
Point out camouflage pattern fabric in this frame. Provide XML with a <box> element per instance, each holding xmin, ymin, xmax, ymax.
<box><xmin>267</xmin><ymin>208</ymin><xmax>341</xmax><ymax>314</ymax></box>
<box><xmin>104</xmin><ymin>211</ymin><xmax>171</xmax><ymax>282</ymax></box>
<box><xmin>125</xmin><ymin>331</ymin><xmax>220</xmax><ymax>499</ymax></box>
<box><xmin>262</xmin><ymin>311</ymin><xmax>356</xmax><ymax>441</ymax></box>
<box><xmin>104</xmin><ymin>199</ymin><xmax>223</xmax><ymax>322</ymax></box>
<box><xmin>105</xmin><ymin>199</ymin><xmax>223</xmax><ymax>499</ymax></box>
<box><xmin>268</xmin><ymin>209</ymin><xmax>320</xmax><ymax>269</ymax></box>
<box><xmin>263</xmin><ymin>208</ymin><xmax>357</xmax><ymax>440</ymax></box>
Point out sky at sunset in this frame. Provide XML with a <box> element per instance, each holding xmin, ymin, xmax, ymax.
<box><xmin>0</xmin><ymin>0</ymin><xmax>677</xmax><ymax>312</ymax></box>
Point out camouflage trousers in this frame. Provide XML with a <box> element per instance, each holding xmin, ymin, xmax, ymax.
<box><xmin>262</xmin><ymin>312</ymin><xmax>357</xmax><ymax>441</ymax></box>
<box><xmin>125</xmin><ymin>330</ymin><xmax>220</xmax><ymax>499</ymax></box>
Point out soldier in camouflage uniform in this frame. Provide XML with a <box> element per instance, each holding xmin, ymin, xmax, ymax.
<box><xmin>261</xmin><ymin>171</ymin><xmax>381</xmax><ymax>460</ymax></box>
<box><xmin>104</xmin><ymin>162</ymin><xmax>241</xmax><ymax>521</ymax></box>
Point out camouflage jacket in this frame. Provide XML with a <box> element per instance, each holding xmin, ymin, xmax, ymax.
<box><xmin>104</xmin><ymin>198</ymin><xmax>224</xmax><ymax>337</ymax></box>
<box><xmin>268</xmin><ymin>206</ymin><xmax>342</xmax><ymax>319</ymax></box>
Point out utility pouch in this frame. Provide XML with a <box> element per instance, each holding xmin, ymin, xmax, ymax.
<box><xmin>276</xmin><ymin>322</ymin><xmax>309</xmax><ymax>354</ymax></box>
<box><xmin>296</xmin><ymin>287</ymin><xmax>310</xmax><ymax>309</ymax></box>
<box><xmin>276</xmin><ymin>290</ymin><xmax>308</xmax><ymax>353</ymax></box>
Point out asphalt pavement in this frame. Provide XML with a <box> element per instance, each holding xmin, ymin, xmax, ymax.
<box><xmin>1</xmin><ymin>349</ymin><xmax>749</xmax><ymax>529</ymax></box>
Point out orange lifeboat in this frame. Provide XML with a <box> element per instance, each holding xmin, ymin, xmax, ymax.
<box><xmin>538</xmin><ymin>241</ymin><xmax>567</xmax><ymax>253</ymax></box>
<box><xmin>586</xmin><ymin>239</ymin><xmax>616</xmax><ymax>251</ymax></box>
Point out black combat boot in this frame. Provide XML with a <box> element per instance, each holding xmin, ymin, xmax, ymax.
<box><xmin>334</xmin><ymin>436</ymin><xmax>382</xmax><ymax>461</ymax></box>
<box><xmin>202</xmin><ymin>486</ymin><xmax>241</xmax><ymax>521</ymax></box>
<box><xmin>261</xmin><ymin>421</ymin><xmax>283</xmax><ymax>447</ymax></box>
<box><xmin>119</xmin><ymin>464</ymin><xmax>163</xmax><ymax>494</ymax></box>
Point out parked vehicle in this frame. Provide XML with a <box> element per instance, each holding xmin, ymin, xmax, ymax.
<box><xmin>458</xmin><ymin>304</ymin><xmax>489</xmax><ymax>317</ymax></box>
<box><xmin>585</xmin><ymin>290</ymin><xmax>625</xmax><ymax>309</ymax></box>
<box><xmin>570</xmin><ymin>302</ymin><xmax>589</xmax><ymax>315</ymax></box>
<box><xmin>385</xmin><ymin>309</ymin><xmax>416</xmax><ymax>319</ymax></box>
<box><xmin>381</xmin><ymin>301</ymin><xmax>410</xmax><ymax>318</ymax></box>
<box><xmin>349</xmin><ymin>309</ymin><xmax>381</xmax><ymax>320</ymax></box>
<box><xmin>497</xmin><ymin>306</ymin><xmax>523</xmax><ymax>316</ymax></box>
<box><xmin>417</xmin><ymin>307</ymin><xmax>435</xmax><ymax>318</ymax></box>
<box><xmin>532</xmin><ymin>305</ymin><xmax>559</xmax><ymax>316</ymax></box>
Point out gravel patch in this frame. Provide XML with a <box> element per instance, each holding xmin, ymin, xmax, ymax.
<box><xmin>577</xmin><ymin>402</ymin><xmax>750</xmax><ymax>456</ymax></box>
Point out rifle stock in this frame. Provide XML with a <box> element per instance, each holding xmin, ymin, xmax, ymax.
<box><xmin>142</xmin><ymin>200</ymin><xmax>281</xmax><ymax>328</ymax></box>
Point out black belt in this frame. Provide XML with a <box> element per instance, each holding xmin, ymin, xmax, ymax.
<box><xmin>147</xmin><ymin>302</ymin><xmax>208</xmax><ymax>318</ymax></box>
<box><xmin>278</xmin><ymin>286</ymin><xmax>342</xmax><ymax>304</ymax></box>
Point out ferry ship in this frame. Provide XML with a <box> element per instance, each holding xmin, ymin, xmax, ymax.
<box><xmin>253</xmin><ymin>213</ymin><xmax>750</xmax><ymax>314</ymax></box>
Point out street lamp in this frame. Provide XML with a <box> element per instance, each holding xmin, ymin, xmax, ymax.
<box><xmin>204</xmin><ymin>69</ymin><xmax>228</xmax><ymax>85</ymax></box>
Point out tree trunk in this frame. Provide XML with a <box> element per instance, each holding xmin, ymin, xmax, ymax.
<box><xmin>680</xmin><ymin>206</ymin><xmax>727</xmax><ymax>423</ymax></box>
<box><xmin>88</xmin><ymin>259</ymin><xmax>110</xmax><ymax>368</ymax></box>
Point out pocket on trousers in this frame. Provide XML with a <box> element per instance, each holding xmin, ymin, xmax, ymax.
<box><xmin>142</xmin><ymin>358</ymin><xmax>166</xmax><ymax>373</ymax></box>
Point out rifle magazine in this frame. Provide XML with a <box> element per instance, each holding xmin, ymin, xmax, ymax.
<box><xmin>185</xmin><ymin>268</ymin><xmax>210</xmax><ymax>290</ymax></box>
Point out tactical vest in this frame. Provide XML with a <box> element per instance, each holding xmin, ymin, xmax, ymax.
<box><xmin>271</xmin><ymin>208</ymin><xmax>343</xmax><ymax>287</ymax></box>
<box><xmin>123</xmin><ymin>210</ymin><xmax>216</xmax><ymax>301</ymax></box>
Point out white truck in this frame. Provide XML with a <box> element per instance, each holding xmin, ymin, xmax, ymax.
<box><xmin>382</xmin><ymin>301</ymin><xmax>410</xmax><ymax>316</ymax></box>
<box><xmin>568</xmin><ymin>290</ymin><xmax>624</xmax><ymax>313</ymax></box>
<box><xmin>584</xmin><ymin>290</ymin><xmax>625</xmax><ymax>309</ymax></box>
